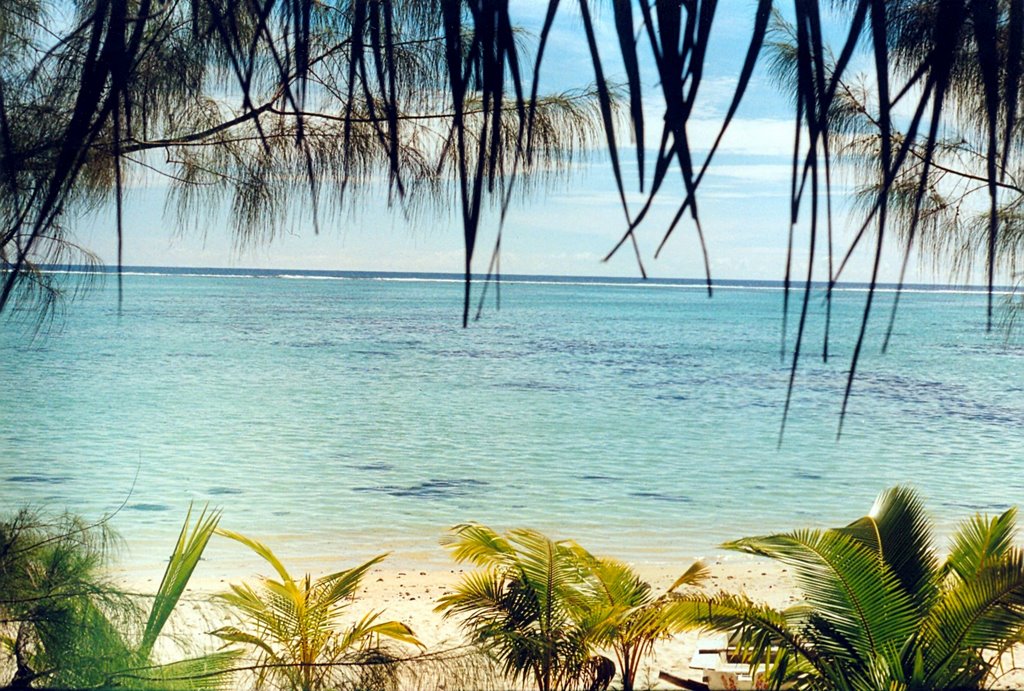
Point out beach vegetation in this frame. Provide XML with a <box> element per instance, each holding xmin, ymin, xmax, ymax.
<box><xmin>0</xmin><ymin>504</ymin><xmax>237</xmax><ymax>690</ymax></box>
<box><xmin>671</xmin><ymin>486</ymin><xmax>1024</xmax><ymax>690</ymax></box>
<box><xmin>437</xmin><ymin>524</ymin><xmax>612</xmax><ymax>691</ymax></box>
<box><xmin>0</xmin><ymin>0</ymin><xmax>609</xmax><ymax>326</ymax></box>
<box><xmin>437</xmin><ymin>523</ymin><xmax>708</xmax><ymax>691</ymax></box>
<box><xmin>213</xmin><ymin>528</ymin><xmax>422</xmax><ymax>691</ymax></box>
<box><xmin>577</xmin><ymin>556</ymin><xmax>708</xmax><ymax>691</ymax></box>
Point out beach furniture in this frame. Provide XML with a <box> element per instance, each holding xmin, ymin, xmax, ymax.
<box><xmin>659</xmin><ymin>633</ymin><xmax>787</xmax><ymax>691</ymax></box>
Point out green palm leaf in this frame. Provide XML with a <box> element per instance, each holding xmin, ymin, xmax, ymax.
<box><xmin>435</xmin><ymin>568</ymin><xmax>510</xmax><ymax>625</ymax></box>
<box><xmin>215</xmin><ymin>530</ymin><xmax>419</xmax><ymax>691</ymax></box>
<box><xmin>667</xmin><ymin>560</ymin><xmax>710</xmax><ymax>593</ymax></box>
<box><xmin>440</xmin><ymin>523</ymin><xmax>515</xmax><ymax>567</ymax></box>
<box><xmin>726</xmin><ymin>528</ymin><xmax>919</xmax><ymax>668</ymax></box>
<box><xmin>211</xmin><ymin>625</ymin><xmax>279</xmax><ymax>660</ymax></box>
<box><xmin>585</xmin><ymin>555</ymin><xmax>653</xmax><ymax>610</ymax></box>
<box><xmin>574</xmin><ymin>554</ymin><xmax>709</xmax><ymax>690</ymax></box>
<box><xmin>667</xmin><ymin>592</ymin><xmax>821</xmax><ymax>687</ymax></box>
<box><xmin>702</xmin><ymin>487</ymin><xmax>1024</xmax><ymax>690</ymax></box>
<box><xmin>439</xmin><ymin>524</ymin><xmax>599</xmax><ymax>691</ymax></box>
<box><xmin>216</xmin><ymin>528</ymin><xmax>293</xmax><ymax>582</ymax></box>
<box><xmin>505</xmin><ymin>529</ymin><xmax>584</xmax><ymax>628</ymax></box>
<box><xmin>139</xmin><ymin>504</ymin><xmax>221</xmax><ymax>659</ymax></box>
<box><xmin>945</xmin><ymin>507</ymin><xmax>1018</xmax><ymax>582</ymax></box>
<box><xmin>922</xmin><ymin>547</ymin><xmax>1024</xmax><ymax>687</ymax></box>
<box><xmin>340</xmin><ymin>610</ymin><xmax>424</xmax><ymax>650</ymax></box>
<box><xmin>315</xmin><ymin>553</ymin><xmax>388</xmax><ymax>609</ymax></box>
<box><xmin>110</xmin><ymin>649</ymin><xmax>244</xmax><ymax>691</ymax></box>
<box><xmin>836</xmin><ymin>485</ymin><xmax>939</xmax><ymax>612</ymax></box>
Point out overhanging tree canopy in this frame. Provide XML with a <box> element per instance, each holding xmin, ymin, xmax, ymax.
<box><xmin>2</xmin><ymin>0</ymin><xmax>1022</xmax><ymax>424</ymax></box>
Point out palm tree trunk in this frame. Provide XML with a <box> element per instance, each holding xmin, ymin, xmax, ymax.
<box><xmin>621</xmin><ymin>646</ymin><xmax>634</xmax><ymax>691</ymax></box>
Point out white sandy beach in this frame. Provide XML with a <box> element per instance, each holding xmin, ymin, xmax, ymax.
<box><xmin>115</xmin><ymin>553</ymin><xmax>1024</xmax><ymax>690</ymax></box>
<box><xmin>350</xmin><ymin>561</ymin><xmax>802</xmax><ymax>689</ymax></box>
<box><xmin>120</xmin><ymin>557</ymin><xmax>800</xmax><ymax>690</ymax></box>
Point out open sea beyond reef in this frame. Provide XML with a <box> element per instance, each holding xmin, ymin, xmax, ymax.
<box><xmin>3</xmin><ymin>268</ymin><xmax>1024</xmax><ymax>573</ymax></box>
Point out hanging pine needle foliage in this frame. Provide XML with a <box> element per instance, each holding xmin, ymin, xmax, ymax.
<box><xmin>2</xmin><ymin>0</ymin><xmax>1023</xmax><ymax>421</ymax></box>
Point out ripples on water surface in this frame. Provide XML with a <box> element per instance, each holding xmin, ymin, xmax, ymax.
<box><xmin>2</xmin><ymin>270</ymin><xmax>1023</xmax><ymax>571</ymax></box>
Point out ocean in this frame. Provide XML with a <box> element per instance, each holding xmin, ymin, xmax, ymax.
<box><xmin>2</xmin><ymin>268</ymin><xmax>1023</xmax><ymax>573</ymax></box>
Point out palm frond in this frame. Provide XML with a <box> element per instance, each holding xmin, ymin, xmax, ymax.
<box><xmin>922</xmin><ymin>548</ymin><xmax>1024</xmax><ymax>687</ymax></box>
<box><xmin>315</xmin><ymin>552</ymin><xmax>388</xmax><ymax>609</ymax></box>
<box><xmin>837</xmin><ymin>485</ymin><xmax>939</xmax><ymax>613</ymax></box>
<box><xmin>726</xmin><ymin>528</ymin><xmax>919</xmax><ymax>668</ymax></box>
<box><xmin>441</xmin><ymin>522</ymin><xmax>515</xmax><ymax>568</ymax></box>
<box><xmin>703</xmin><ymin>487</ymin><xmax>1024</xmax><ymax>690</ymax></box>
<box><xmin>216</xmin><ymin>527</ymin><xmax>293</xmax><ymax>583</ymax></box>
<box><xmin>435</xmin><ymin>568</ymin><xmax>508</xmax><ymax>623</ymax></box>
<box><xmin>438</xmin><ymin>524</ymin><xmax>600</xmax><ymax>691</ymax></box>
<box><xmin>139</xmin><ymin>504</ymin><xmax>221</xmax><ymax>659</ymax></box>
<box><xmin>211</xmin><ymin>625</ymin><xmax>279</xmax><ymax>660</ymax></box>
<box><xmin>585</xmin><ymin>556</ymin><xmax>652</xmax><ymax>609</ymax></box>
<box><xmin>946</xmin><ymin>508</ymin><xmax>1018</xmax><ymax>582</ymax></box>
<box><xmin>505</xmin><ymin>528</ymin><xmax>586</xmax><ymax>625</ymax></box>
<box><xmin>667</xmin><ymin>560</ymin><xmax>710</xmax><ymax>593</ymax></box>
<box><xmin>215</xmin><ymin>529</ymin><xmax>415</xmax><ymax>691</ymax></box>
<box><xmin>111</xmin><ymin>650</ymin><xmax>244</xmax><ymax>691</ymax></box>
<box><xmin>339</xmin><ymin>610</ymin><xmax>423</xmax><ymax>650</ymax></box>
<box><xmin>667</xmin><ymin>591</ymin><xmax>821</xmax><ymax>686</ymax></box>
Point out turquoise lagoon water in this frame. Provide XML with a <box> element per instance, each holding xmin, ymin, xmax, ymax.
<box><xmin>2</xmin><ymin>269</ymin><xmax>1023</xmax><ymax>572</ymax></box>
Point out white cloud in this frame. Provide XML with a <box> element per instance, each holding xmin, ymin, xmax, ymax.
<box><xmin>704</xmin><ymin>163</ymin><xmax>793</xmax><ymax>183</ymax></box>
<box><xmin>687</xmin><ymin>117</ymin><xmax>797</xmax><ymax>157</ymax></box>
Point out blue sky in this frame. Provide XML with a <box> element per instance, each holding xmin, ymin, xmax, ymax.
<box><xmin>75</xmin><ymin>2</ymin><xmax>959</xmax><ymax>284</ymax></box>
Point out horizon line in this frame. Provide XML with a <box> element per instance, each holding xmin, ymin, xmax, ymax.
<box><xmin>37</xmin><ymin>263</ymin><xmax>1018</xmax><ymax>293</ymax></box>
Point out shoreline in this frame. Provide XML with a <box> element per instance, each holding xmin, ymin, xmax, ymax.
<box><xmin>115</xmin><ymin>555</ymin><xmax>800</xmax><ymax>690</ymax></box>
<box><xmin>117</xmin><ymin>552</ymin><xmax>1024</xmax><ymax>690</ymax></box>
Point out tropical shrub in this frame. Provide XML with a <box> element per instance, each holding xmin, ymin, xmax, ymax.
<box><xmin>0</xmin><ymin>505</ymin><xmax>236</xmax><ymax>690</ymax></box>
<box><xmin>437</xmin><ymin>524</ymin><xmax>706</xmax><ymax>691</ymax></box>
<box><xmin>437</xmin><ymin>524</ymin><xmax>608</xmax><ymax>691</ymax></box>
<box><xmin>672</xmin><ymin>486</ymin><xmax>1024</xmax><ymax>691</ymax></box>
<box><xmin>213</xmin><ymin>529</ymin><xmax>422</xmax><ymax>691</ymax></box>
<box><xmin>578</xmin><ymin>555</ymin><xmax>708</xmax><ymax>691</ymax></box>
<box><xmin>0</xmin><ymin>508</ymin><xmax>122</xmax><ymax>688</ymax></box>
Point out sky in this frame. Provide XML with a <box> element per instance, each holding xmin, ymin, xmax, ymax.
<box><xmin>73</xmin><ymin>1</ymin><xmax>971</xmax><ymax>285</ymax></box>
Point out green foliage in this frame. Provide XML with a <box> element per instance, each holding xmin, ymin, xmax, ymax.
<box><xmin>438</xmin><ymin>524</ymin><xmax>705</xmax><ymax>691</ymax></box>
<box><xmin>0</xmin><ymin>508</ymin><xmax>127</xmax><ymax>688</ymax></box>
<box><xmin>671</xmin><ymin>486</ymin><xmax>1024</xmax><ymax>691</ymax></box>
<box><xmin>578</xmin><ymin>556</ymin><xmax>708</xmax><ymax>691</ymax></box>
<box><xmin>213</xmin><ymin>529</ymin><xmax>422</xmax><ymax>691</ymax></box>
<box><xmin>0</xmin><ymin>505</ymin><xmax>237</xmax><ymax>690</ymax></box>
<box><xmin>437</xmin><ymin>524</ymin><xmax>605</xmax><ymax>691</ymax></box>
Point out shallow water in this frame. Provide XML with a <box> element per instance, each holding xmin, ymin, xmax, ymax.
<box><xmin>3</xmin><ymin>269</ymin><xmax>1023</xmax><ymax>570</ymax></box>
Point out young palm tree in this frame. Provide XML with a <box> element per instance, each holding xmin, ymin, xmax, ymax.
<box><xmin>576</xmin><ymin>555</ymin><xmax>708</xmax><ymax>691</ymax></box>
<box><xmin>212</xmin><ymin>529</ymin><xmax>421</xmax><ymax>691</ymax></box>
<box><xmin>671</xmin><ymin>486</ymin><xmax>1024</xmax><ymax>691</ymax></box>
<box><xmin>436</xmin><ymin>524</ymin><xmax>612</xmax><ymax>691</ymax></box>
